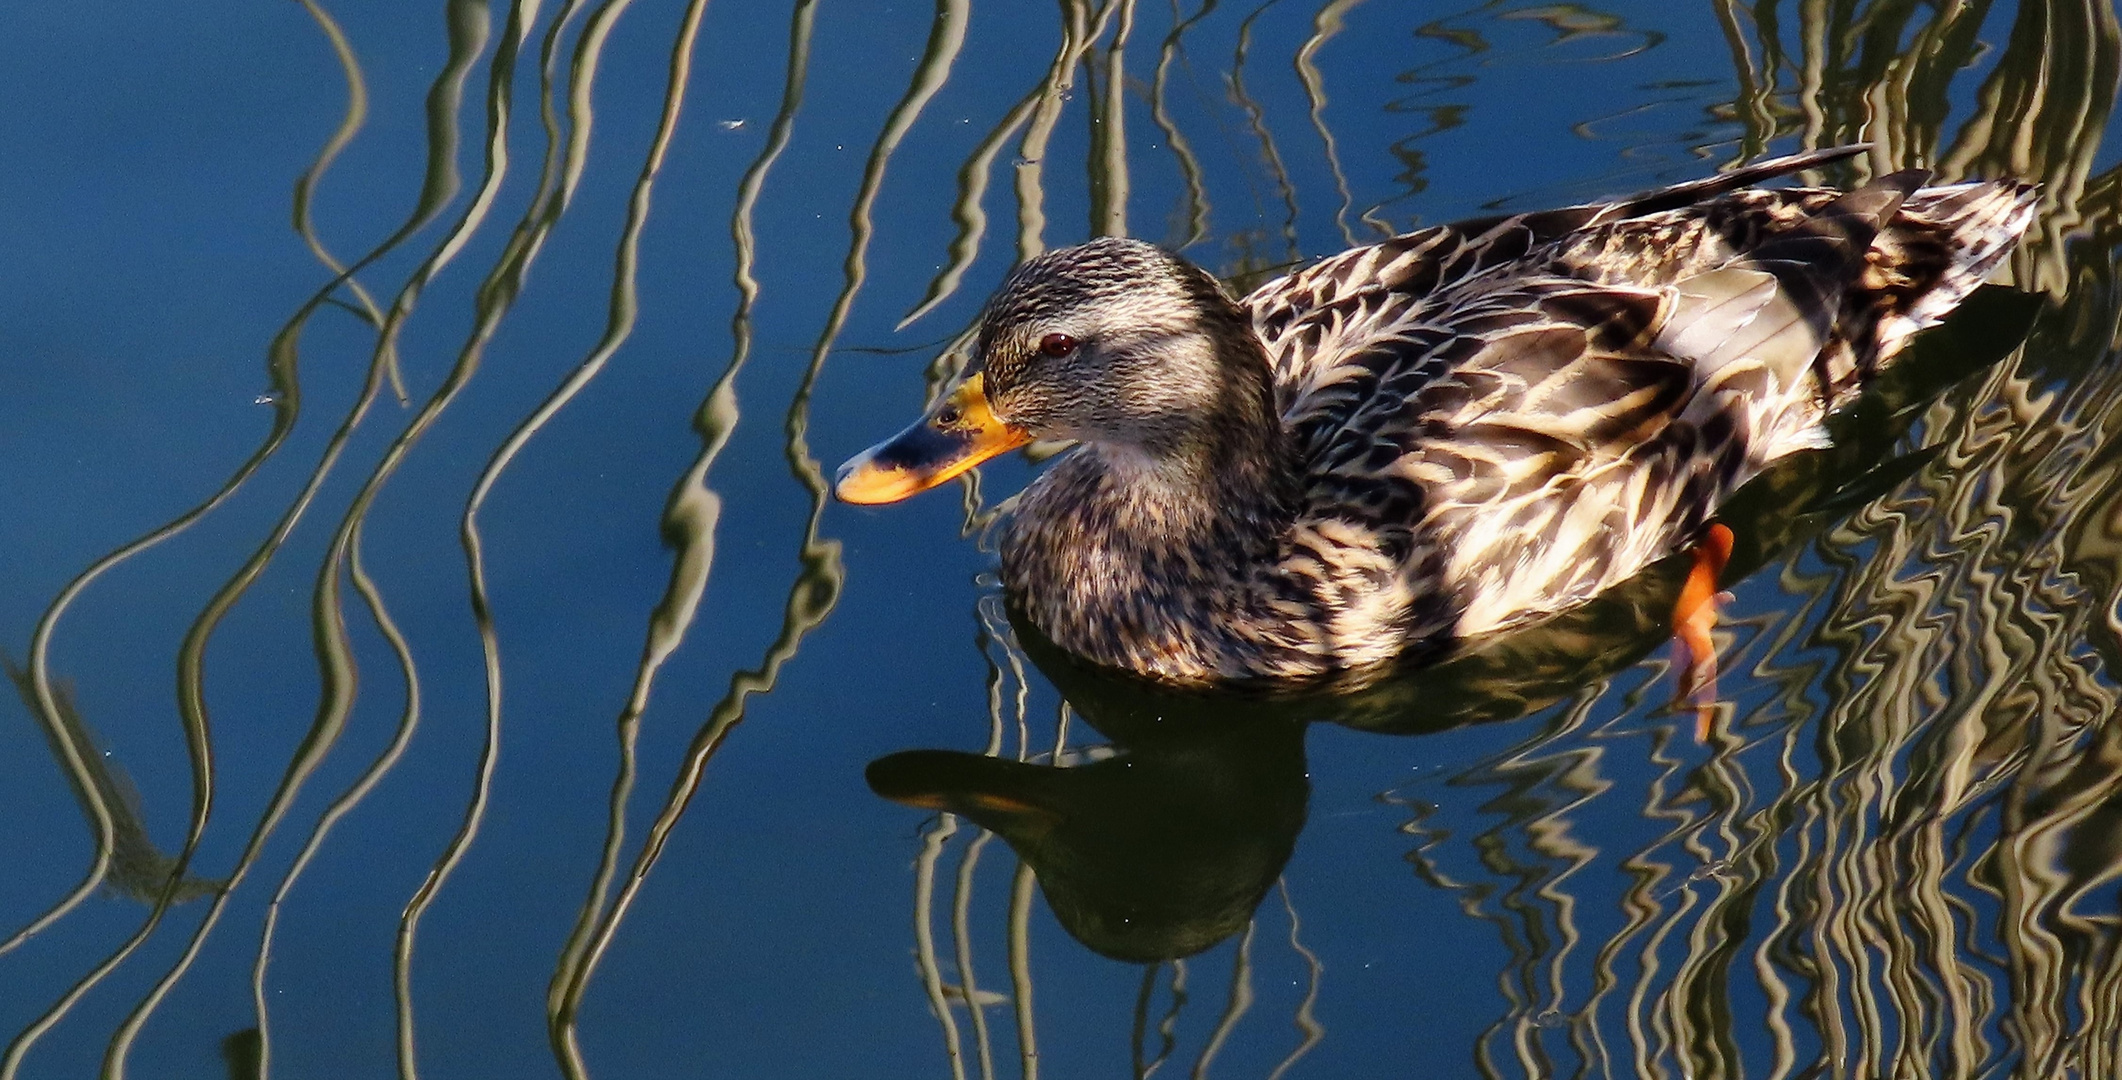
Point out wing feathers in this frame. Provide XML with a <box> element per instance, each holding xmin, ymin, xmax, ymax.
<box><xmin>1660</xmin><ymin>267</ymin><xmax>1821</xmax><ymax>389</ymax></box>
<box><xmin>1249</xmin><ymin>150</ymin><xmax>2034</xmax><ymax>646</ymax></box>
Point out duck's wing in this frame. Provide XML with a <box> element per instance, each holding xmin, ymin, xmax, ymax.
<box><xmin>1276</xmin><ymin>270</ymin><xmax>1704</xmax><ymax>659</ymax></box>
<box><xmin>1245</xmin><ymin>145</ymin><xmax>1871</xmax><ymax>415</ymax></box>
<box><xmin>1275</xmin><ymin>168</ymin><xmax>2036</xmax><ymax>654</ymax></box>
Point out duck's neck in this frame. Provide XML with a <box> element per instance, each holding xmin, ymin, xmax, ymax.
<box><xmin>999</xmin><ymin>352</ymin><xmax>1298</xmax><ymax>681</ymax></box>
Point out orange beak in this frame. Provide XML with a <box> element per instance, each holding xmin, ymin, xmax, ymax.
<box><xmin>834</xmin><ymin>372</ymin><xmax>1031</xmax><ymax>504</ymax></box>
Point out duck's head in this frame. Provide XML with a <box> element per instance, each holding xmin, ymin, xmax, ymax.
<box><xmin>835</xmin><ymin>237</ymin><xmax>1275</xmax><ymax>504</ymax></box>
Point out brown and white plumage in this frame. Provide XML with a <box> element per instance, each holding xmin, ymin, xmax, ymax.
<box><xmin>837</xmin><ymin>146</ymin><xmax>2039</xmax><ymax>684</ymax></box>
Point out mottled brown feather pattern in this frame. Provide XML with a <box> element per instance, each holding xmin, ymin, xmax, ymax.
<box><xmin>976</xmin><ymin>148</ymin><xmax>2038</xmax><ymax>682</ymax></box>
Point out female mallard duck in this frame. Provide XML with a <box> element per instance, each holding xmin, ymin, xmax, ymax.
<box><xmin>836</xmin><ymin>146</ymin><xmax>2037</xmax><ymax>684</ymax></box>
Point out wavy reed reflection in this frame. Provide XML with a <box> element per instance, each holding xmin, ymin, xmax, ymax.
<box><xmin>7</xmin><ymin>0</ymin><xmax>2122</xmax><ymax>1078</ymax></box>
<box><xmin>3</xmin><ymin>0</ymin><xmax>501</xmax><ymax>1071</ymax></box>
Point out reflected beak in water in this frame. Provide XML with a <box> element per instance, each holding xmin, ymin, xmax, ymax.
<box><xmin>834</xmin><ymin>372</ymin><xmax>1031</xmax><ymax>504</ymax></box>
<box><xmin>865</xmin><ymin>749</ymin><xmax>1063</xmax><ymax>831</ymax></box>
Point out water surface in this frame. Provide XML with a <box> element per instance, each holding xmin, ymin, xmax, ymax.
<box><xmin>3</xmin><ymin>1</ymin><xmax>2120</xmax><ymax>1077</ymax></box>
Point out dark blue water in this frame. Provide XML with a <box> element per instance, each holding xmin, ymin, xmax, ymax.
<box><xmin>4</xmin><ymin>1</ymin><xmax>2120</xmax><ymax>1077</ymax></box>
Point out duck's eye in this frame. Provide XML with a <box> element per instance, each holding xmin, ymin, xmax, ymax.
<box><xmin>1038</xmin><ymin>332</ymin><xmax>1078</xmax><ymax>358</ymax></box>
<box><xmin>935</xmin><ymin>405</ymin><xmax>962</xmax><ymax>426</ymax></box>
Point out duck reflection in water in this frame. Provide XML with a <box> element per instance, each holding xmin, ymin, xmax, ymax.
<box><xmin>866</xmin><ymin>285</ymin><xmax>2042</xmax><ymax>968</ymax></box>
<box><xmin>869</xmin><ymin>703</ymin><xmax>1306</xmax><ymax>964</ymax></box>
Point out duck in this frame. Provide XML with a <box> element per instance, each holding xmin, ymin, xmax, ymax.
<box><xmin>835</xmin><ymin>146</ymin><xmax>2038</xmax><ymax>684</ymax></box>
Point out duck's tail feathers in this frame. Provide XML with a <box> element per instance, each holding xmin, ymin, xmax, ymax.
<box><xmin>1732</xmin><ymin>170</ymin><xmax>1937</xmax><ymax>379</ymax></box>
<box><xmin>1603</xmin><ymin>145</ymin><xmax>1874</xmax><ymax>222</ymax></box>
<box><xmin>1883</xmin><ymin>179</ymin><xmax>2042</xmax><ymax>350</ymax></box>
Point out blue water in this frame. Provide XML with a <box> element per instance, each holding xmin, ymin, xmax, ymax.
<box><xmin>3</xmin><ymin>1</ymin><xmax>2119</xmax><ymax>1077</ymax></box>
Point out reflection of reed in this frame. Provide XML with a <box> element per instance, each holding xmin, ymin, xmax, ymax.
<box><xmin>909</xmin><ymin>596</ymin><xmax>1049</xmax><ymax>1080</ymax></box>
<box><xmin>1</xmin><ymin>0</ymin><xmax>505</xmax><ymax>1071</ymax></box>
<box><xmin>1192</xmin><ymin>922</ymin><xmax>1254</xmax><ymax>1078</ymax></box>
<box><xmin>254</xmin><ymin>521</ymin><xmax>421</xmax><ymax>1069</ymax></box>
<box><xmin>4</xmin><ymin>0</ymin><xmax>765</xmax><ymax>1073</ymax></box>
<box><xmin>429</xmin><ymin>0</ymin><xmax>721</xmax><ymax>1076</ymax></box>
<box><xmin>143</xmin><ymin>0</ymin><xmax>620</xmax><ymax>1072</ymax></box>
<box><xmin>1087</xmin><ymin>0</ymin><xmax>1137</xmax><ymax>239</ymax></box>
<box><xmin>2</xmin><ymin>660</ymin><xmax>223</xmax><ymax>907</ymax></box>
<box><xmin>1294</xmin><ymin>0</ymin><xmax>1368</xmax><ymax>248</ymax></box>
<box><xmin>1018</xmin><ymin>0</ymin><xmax>1119</xmax><ymax>258</ymax></box>
<box><xmin>1228</xmin><ymin>0</ymin><xmax>1303</xmax><ymax>267</ymax></box>
<box><xmin>1266</xmin><ymin>882</ymin><xmax>1326</xmax><ymax>1080</ymax></box>
<box><xmin>533</xmin><ymin>0</ymin><xmax>917</xmax><ymax>1074</ymax></box>
<box><xmin>288</xmin><ymin>0</ymin><xmax>407</xmax><ymax>404</ymax></box>
<box><xmin>537</xmin><ymin>0</ymin><xmax>813</xmax><ymax>1060</ymax></box>
<box><xmin>1717</xmin><ymin>0</ymin><xmax>2122</xmax><ymax>294</ymax></box>
<box><xmin>1149</xmin><ymin>0</ymin><xmax>1217</xmax><ymax>252</ymax></box>
<box><xmin>1132</xmin><ymin>960</ymin><xmax>1187</xmax><ymax>1077</ymax></box>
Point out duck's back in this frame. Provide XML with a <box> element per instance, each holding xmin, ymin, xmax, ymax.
<box><xmin>1243</xmin><ymin>152</ymin><xmax>2038</xmax><ymax>659</ymax></box>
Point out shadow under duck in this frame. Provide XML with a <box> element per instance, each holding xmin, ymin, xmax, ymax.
<box><xmin>837</xmin><ymin>146</ymin><xmax>2038</xmax><ymax>684</ymax></box>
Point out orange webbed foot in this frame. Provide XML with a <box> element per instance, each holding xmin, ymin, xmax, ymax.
<box><xmin>1672</xmin><ymin>523</ymin><xmax>1734</xmax><ymax>741</ymax></box>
